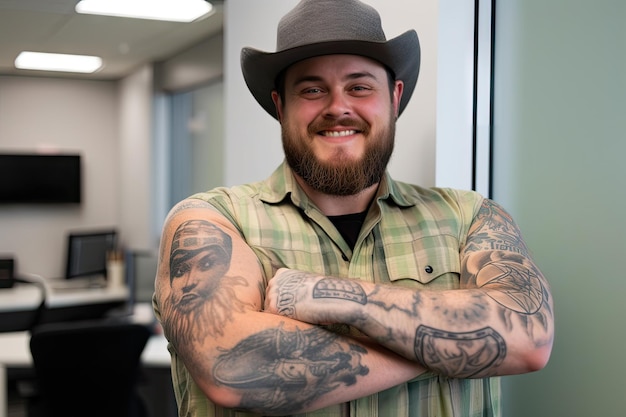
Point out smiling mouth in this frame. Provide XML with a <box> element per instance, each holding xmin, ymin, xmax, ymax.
<box><xmin>320</xmin><ymin>130</ymin><xmax>358</xmax><ymax>137</ymax></box>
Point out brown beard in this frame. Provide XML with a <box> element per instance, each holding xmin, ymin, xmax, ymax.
<box><xmin>282</xmin><ymin>113</ymin><xmax>396</xmax><ymax>196</ymax></box>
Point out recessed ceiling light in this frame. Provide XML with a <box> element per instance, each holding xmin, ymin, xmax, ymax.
<box><xmin>75</xmin><ymin>0</ymin><xmax>214</xmax><ymax>23</ymax></box>
<box><xmin>15</xmin><ymin>52</ymin><xmax>103</xmax><ymax>73</ymax></box>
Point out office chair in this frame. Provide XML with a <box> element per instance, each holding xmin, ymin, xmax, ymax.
<box><xmin>28</xmin><ymin>320</ymin><xmax>151</xmax><ymax>417</ymax></box>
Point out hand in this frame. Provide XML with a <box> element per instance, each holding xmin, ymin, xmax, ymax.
<box><xmin>265</xmin><ymin>268</ymin><xmax>368</xmax><ymax>326</ymax></box>
<box><xmin>265</xmin><ymin>268</ymin><xmax>314</xmax><ymax>320</ymax></box>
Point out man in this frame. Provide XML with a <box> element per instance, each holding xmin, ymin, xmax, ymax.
<box><xmin>153</xmin><ymin>0</ymin><xmax>554</xmax><ymax>416</ymax></box>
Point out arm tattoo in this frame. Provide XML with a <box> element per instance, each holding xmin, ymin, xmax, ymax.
<box><xmin>465</xmin><ymin>199</ymin><xmax>530</xmax><ymax>256</ymax></box>
<box><xmin>275</xmin><ymin>272</ymin><xmax>308</xmax><ymax>318</ymax></box>
<box><xmin>476</xmin><ymin>259</ymin><xmax>544</xmax><ymax>314</ymax></box>
<box><xmin>414</xmin><ymin>325</ymin><xmax>506</xmax><ymax>378</ymax></box>
<box><xmin>162</xmin><ymin>220</ymin><xmax>251</xmax><ymax>350</ymax></box>
<box><xmin>313</xmin><ymin>277</ymin><xmax>367</xmax><ymax>304</ymax></box>
<box><xmin>464</xmin><ymin>199</ymin><xmax>553</xmax><ymax>345</ymax></box>
<box><xmin>213</xmin><ymin>324</ymin><xmax>369</xmax><ymax>414</ymax></box>
<box><xmin>159</xmin><ymin>199</ymin><xmax>213</xmax><ymax>263</ymax></box>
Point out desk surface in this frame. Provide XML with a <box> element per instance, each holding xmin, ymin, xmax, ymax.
<box><xmin>0</xmin><ymin>283</ymin><xmax>129</xmax><ymax>312</ymax></box>
<box><xmin>0</xmin><ymin>330</ymin><xmax>171</xmax><ymax>367</ymax></box>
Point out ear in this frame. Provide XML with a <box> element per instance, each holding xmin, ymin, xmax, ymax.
<box><xmin>271</xmin><ymin>90</ymin><xmax>284</xmax><ymax>122</ymax></box>
<box><xmin>393</xmin><ymin>80</ymin><xmax>404</xmax><ymax>117</ymax></box>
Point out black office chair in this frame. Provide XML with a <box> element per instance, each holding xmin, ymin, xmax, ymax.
<box><xmin>28</xmin><ymin>320</ymin><xmax>151</xmax><ymax>417</ymax></box>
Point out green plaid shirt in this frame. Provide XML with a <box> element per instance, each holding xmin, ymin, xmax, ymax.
<box><xmin>165</xmin><ymin>162</ymin><xmax>500</xmax><ymax>417</ymax></box>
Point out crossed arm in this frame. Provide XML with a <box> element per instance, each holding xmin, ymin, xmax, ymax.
<box><xmin>265</xmin><ymin>199</ymin><xmax>554</xmax><ymax>378</ymax></box>
<box><xmin>154</xmin><ymin>198</ymin><xmax>554</xmax><ymax>415</ymax></box>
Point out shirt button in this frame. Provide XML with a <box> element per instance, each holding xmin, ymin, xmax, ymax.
<box><xmin>424</xmin><ymin>265</ymin><xmax>434</xmax><ymax>274</ymax></box>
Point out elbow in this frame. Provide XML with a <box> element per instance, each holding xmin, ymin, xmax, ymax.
<box><xmin>200</xmin><ymin>385</ymin><xmax>242</xmax><ymax>410</ymax></box>
<box><xmin>515</xmin><ymin>340</ymin><xmax>554</xmax><ymax>374</ymax></box>
<box><xmin>527</xmin><ymin>343</ymin><xmax>553</xmax><ymax>372</ymax></box>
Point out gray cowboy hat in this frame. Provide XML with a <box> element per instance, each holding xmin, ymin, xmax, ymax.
<box><xmin>240</xmin><ymin>0</ymin><xmax>421</xmax><ymax>120</ymax></box>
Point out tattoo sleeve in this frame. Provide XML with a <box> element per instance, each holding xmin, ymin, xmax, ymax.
<box><xmin>461</xmin><ymin>199</ymin><xmax>553</xmax><ymax>349</ymax></box>
<box><xmin>213</xmin><ymin>324</ymin><xmax>369</xmax><ymax>414</ymax></box>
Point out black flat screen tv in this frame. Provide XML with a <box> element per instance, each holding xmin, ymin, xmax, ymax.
<box><xmin>0</xmin><ymin>153</ymin><xmax>81</xmax><ymax>204</ymax></box>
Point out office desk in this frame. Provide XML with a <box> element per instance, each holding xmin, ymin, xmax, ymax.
<box><xmin>0</xmin><ymin>283</ymin><xmax>129</xmax><ymax>332</ymax></box>
<box><xmin>0</xmin><ymin>327</ymin><xmax>171</xmax><ymax>417</ymax></box>
<box><xmin>0</xmin><ymin>282</ymin><xmax>129</xmax><ymax>311</ymax></box>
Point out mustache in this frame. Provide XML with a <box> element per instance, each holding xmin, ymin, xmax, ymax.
<box><xmin>309</xmin><ymin>118</ymin><xmax>369</xmax><ymax>134</ymax></box>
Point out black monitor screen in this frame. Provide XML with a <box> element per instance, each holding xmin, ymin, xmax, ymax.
<box><xmin>0</xmin><ymin>154</ymin><xmax>81</xmax><ymax>204</ymax></box>
<box><xmin>65</xmin><ymin>230</ymin><xmax>117</xmax><ymax>279</ymax></box>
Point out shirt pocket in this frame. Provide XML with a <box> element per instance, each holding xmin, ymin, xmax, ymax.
<box><xmin>384</xmin><ymin>235</ymin><xmax>461</xmax><ymax>285</ymax></box>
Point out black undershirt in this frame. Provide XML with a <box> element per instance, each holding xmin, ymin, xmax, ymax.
<box><xmin>327</xmin><ymin>211</ymin><xmax>368</xmax><ymax>250</ymax></box>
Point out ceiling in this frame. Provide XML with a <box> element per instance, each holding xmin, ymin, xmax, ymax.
<box><xmin>0</xmin><ymin>0</ymin><xmax>224</xmax><ymax>80</ymax></box>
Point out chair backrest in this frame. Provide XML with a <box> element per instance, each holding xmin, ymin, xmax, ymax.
<box><xmin>29</xmin><ymin>320</ymin><xmax>151</xmax><ymax>417</ymax></box>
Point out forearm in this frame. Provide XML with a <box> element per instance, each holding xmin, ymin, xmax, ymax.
<box><xmin>266</xmin><ymin>267</ymin><xmax>554</xmax><ymax>379</ymax></box>
<box><xmin>163</xmin><ymin>308</ymin><xmax>424</xmax><ymax>415</ymax></box>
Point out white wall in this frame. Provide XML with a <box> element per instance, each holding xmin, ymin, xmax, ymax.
<box><xmin>0</xmin><ymin>76</ymin><xmax>120</xmax><ymax>278</ymax></box>
<box><xmin>118</xmin><ymin>65</ymin><xmax>155</xmax><ymax>250</ymax></box>
<box><xmin>224</xmin><ymin>0</ymin><xmax>439</xmax><ymax>187</ymax></box>
<box><xmin>435</xmin><ymin>0</ymin><xmax>482</xmax><ymax>190</ymax></box>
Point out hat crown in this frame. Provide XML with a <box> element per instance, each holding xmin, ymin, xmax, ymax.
<box><xmin>276</xmin><ymin>0</ymin><xmax>387</xmax><ymax>51</ymax></box>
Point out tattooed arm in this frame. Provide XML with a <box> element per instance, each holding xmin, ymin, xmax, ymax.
<box><xmin>265</xmin><ymin>199</ymin><xmax>554</xmax><ymax>378</ymax></box>
<box><xmin>154</xmin><ymin>199</ymin><xmax>424</xmax><ymax>415</ymax></box>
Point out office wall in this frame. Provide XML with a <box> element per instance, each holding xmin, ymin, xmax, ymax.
<box><xmin>492</xmin><ymin>1</ymin><xmax>626</xmax><ymax>416</ymax></box>
<box><xmin>0</xmin><ymin>76</ymin><xmax>120</xmax><ymax>278</ymax></box>
<box><xmin>118</xmin><ymin>65</ymin><xmax>155</xmax><ymax>251</ymax></box>
<box><xmin>224</xmin><ymin>0</ymin><xmax>439</xmax><ymax>187</ymax></box>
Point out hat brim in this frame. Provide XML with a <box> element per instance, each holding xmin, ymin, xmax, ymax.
<box><xmin>241</xmin><ymin>30</ymin><xmax>420</xmax><ymax>120</ymax></box>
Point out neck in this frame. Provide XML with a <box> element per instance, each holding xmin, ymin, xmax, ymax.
<box><xmin>294</xmin><ymin>175</ymin><xmax>378</xmax><ymax>216</ymax></box>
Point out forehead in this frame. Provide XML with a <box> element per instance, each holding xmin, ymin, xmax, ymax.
<box><xmin>284</xmin><ymin>54</ymin><xmax>388</xmax><ymax>82</ymax></box>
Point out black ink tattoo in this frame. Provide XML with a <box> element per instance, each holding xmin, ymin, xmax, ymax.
<box><xmin>313</xmin><ymin>277</ymin><xmax>367</xmax><ymax>304</ymax></box>
<box><xmin>414</xmin><ymin>325</ymin><xmax>506</xmax><ymax>378</ymax></box>
<box><xmin>432</xmin><ymin>292</ymin><xmax>490</xmax><ymax>327</ymax></box>
<box><xmin>213</xmin><ymin>324</ymin><xmax>369</xmax><ymax>414</ymax></box>
<box><xmin>162</xmin><ymin>220</ymin><xmax>251</xmax><ymax>349</ymax></box>
<box><xmin>465</xmin><ymin>199</ymin><xmax>530</xmax><ymax>256</ymax></box>
<box><xmin>463</xmin><ymin>199</ymin><xmax>553</xmax><ymax>346</ymax></box>
<box><xmin>477</xmin><ymin>260</ymin><xmax>543</xmax><ymax>314</ymax></box>
<box><xmin>276</xmin><ymin>272</ymin><xmax>307</xmax><ymax>318</ymax></box>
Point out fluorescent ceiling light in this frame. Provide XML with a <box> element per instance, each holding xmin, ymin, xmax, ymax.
<box><xmin>15</xmin><ymin>52</ymin><xmax>103</xmax><ymax>73</ymax></box>
<box><xmin>75</xmin><ymin>0</ymin><xmax>214</xmax><ymax>22</ymax></box>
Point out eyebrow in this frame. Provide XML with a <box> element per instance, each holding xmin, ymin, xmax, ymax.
<box><xmin>292</xmin><ymin>71</ymin><xmax>380</xmax><ymax>86</ymax></box>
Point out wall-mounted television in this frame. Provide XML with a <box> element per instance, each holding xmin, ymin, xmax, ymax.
<box><xmin>0</xmin><ymin>153</ymin><xmax>81</xmax><ymax>204</ymax></box>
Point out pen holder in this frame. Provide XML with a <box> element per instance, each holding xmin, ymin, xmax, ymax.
<box><xmin>106</xmin><ymin>251</ymin><xmax>125</xmax><ymax>288</ymax></box>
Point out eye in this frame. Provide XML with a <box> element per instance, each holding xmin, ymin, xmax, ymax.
<box><xmin>299</xmin><ymin>86</ymin><xmax>326</xmax><ymax>98</ymax></box>
<box><xmin>197</xmin><ymin>253</ymin><xmax>216</xmax><ymax>271</ymax></box>
<box><xmin>349</xmin><ymin>85</ymin><xmax>373</xmax><ymax>96</ymax></box>
<box><xmin>171</xmin><ymin>261</ymin><xmax>190</xmax><ymax>278</ymax></box>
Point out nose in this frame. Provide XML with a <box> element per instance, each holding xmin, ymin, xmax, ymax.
<box><xmin>324</xmin><ymin>89</ymin><xmax>351</xmax><ymax>118</ymax></box>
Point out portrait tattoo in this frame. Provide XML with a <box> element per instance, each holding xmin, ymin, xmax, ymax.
<box><xmin>162</xmin><ymin>220</ymin><xmax>251</xmax><ymax>348</ymax></box>
<box><xmin>213</xmin><ymin>324</ymin><xmax>369</xmax><ymax>414</ymax></box>
<box><xmin>414</xmin><ymin>325</ymin><xmax>506</xmax><ymax>378</ymax></box>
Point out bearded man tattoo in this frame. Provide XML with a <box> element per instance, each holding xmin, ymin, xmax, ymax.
<box><xmin>162</xmin><ymin>220</ymin><xmax>250</xmax><ymax>347</ymax></box>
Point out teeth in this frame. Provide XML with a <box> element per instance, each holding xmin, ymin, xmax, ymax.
<box><xmin>323</xmin><ymin>130</ymin><xmax>356</xmax><ymax>137</ymax></box>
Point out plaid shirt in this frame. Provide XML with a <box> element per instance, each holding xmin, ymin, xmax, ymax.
<box><xmin>161</xmin><ymin>162</ymin><xmax>500</xmax><ymax>417</ymax></box>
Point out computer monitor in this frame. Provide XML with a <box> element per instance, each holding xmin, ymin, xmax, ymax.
<box><xmin>65</xmin><ymin>230</ymin><xmax>117</xmax><ymax>279</ymax></box>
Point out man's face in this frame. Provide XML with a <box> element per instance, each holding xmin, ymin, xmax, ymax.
<box><xmin>272</xmin><ymin>55</ymin><xmax>404</xmax><ymax>196</ymax></box>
